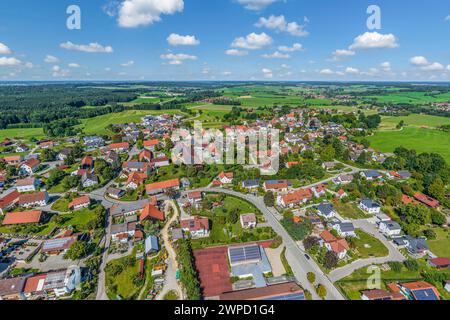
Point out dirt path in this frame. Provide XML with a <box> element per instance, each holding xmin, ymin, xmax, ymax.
<box><xmin>155</xmin><ymin>201</ymin><xmax>184</xmax><ymax>300</ymax></box>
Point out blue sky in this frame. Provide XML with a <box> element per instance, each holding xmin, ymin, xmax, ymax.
<box><xmin>0</xmin><ymin>0</ymin><xmax>449</xmax><ymax>81</ymax></box>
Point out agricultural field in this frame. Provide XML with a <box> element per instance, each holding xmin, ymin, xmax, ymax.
<box><xmin>367</xmin><ymin>127</ymin><xmax>450</xmax><ymax>163</ymax></box>
<box><xmin>0</xmin><ymin>127</ymin><xmax>45</xmax><ymax>141</ymax></box>
<box><xmin>379</xmin><ymin>114</ymin><xmax>450</xmax><ymax>130</ymax></box>
<box><xmin>367</xmin><ymin>91</ymin><xmax>450</xmax><ymax>104</ymax></box>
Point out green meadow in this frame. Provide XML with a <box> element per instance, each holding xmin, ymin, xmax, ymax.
<box><xmin>379</xmin><ymin>114</ymin><xmax>450</xmax><ymax>130</ymax></box>
<box><xmin>368</xmin><ymin>127</ymin><xmax>450</xmax><ymax>163</ymax></box>
<box><xmin>0</xmin><ymin>127</ymin><xmax>45</xmax><ymax>141</ymax></box>
<box><xmin>368</xmin><ymin>91</ymin><xmax>450</xmax><ymax>104</ymax></box>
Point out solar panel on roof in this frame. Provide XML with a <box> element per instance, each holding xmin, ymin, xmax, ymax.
<box><xmin>413</xmin><ymin>289</ymin><xmax>439</xmax><ymax>300</ymax></box>
<box><xmin>261</xmin><ymin>292</ymin><xmax>305</xmax><ymax>301</ymax></box>
<box><xmin>229</xmin><ymin>245</ymin><xmax>261</xmax><ymax>264</ymax></box>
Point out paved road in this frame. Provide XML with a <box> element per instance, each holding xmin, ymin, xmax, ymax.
<box><xmin>156</xmin><ymin>201</ymin><xmax>184</xmax><ymax>300</ymax></box>
<box><xmin>95</xmin><ymin>208</ymin><xmax>113</xmax><ymax>300</ymax></box>
<box><xmin>186</xmin><ymin>187</ymin><xmax>346</xmax><ymax>300</ymax></box>
<box><xmin>328</xmin><ymin>219</ymin><xmax>406</xmax><ymax>282</ymax></box>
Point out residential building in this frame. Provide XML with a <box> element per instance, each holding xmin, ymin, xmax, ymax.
<box><xmin>19</xmin><ymin>191</ymin><xmax>49</xmax><ymax>208</ymax></box>
<box><xmin>240</xmin><ymin>213</ymin><xmax>257</xmax><ymax>229</ymax></box>
<box><xmin>317</xmin><ymin>203</ymin><xmax>336</xmax><ymax>219</ymax></box>
<box><xmin>181</xmin><ymin>216</ymin><xmax>210</xmax><ymax>238</ymax></box>
<box><xmin>331</xmin><ymin>221</ymin><xmax>356</xmax><ymax>237</ymax></box>
<box><xmin>379</xmin><ymin>221</ymin><xmax>402</xmax><ymax>237</ymax></box>
<box><xmin>20</xmin><ymin>158</ymin><xmax>40</xmax><ymax>175</ymax></box>
<box><xmin>359</xmin><ymin>199</ymin><xmax>381</xmax><ymax>214</ymax></box>
<box><xmin>16</xmin><ymin>177</ymin><xmax>39</xmax><ymax>193</ymax></box>
<box><xmin>68</xmin><ymin>195</ymin><xmax>90</xmax><ymax>211</ymax></box>
<box><xmin>413</xmin><ymin>192</ymin><xmax>440</xmax><ymax>208</ymax></box>
<box><xmin>145</xmin><ymin>178</ymin><xmax>180</xmax><ymax>195</ymax></box>
<box><xmin>2</xmin><ymin>211</ymin><xmax>43</xmax><ymax>225</ymax></box>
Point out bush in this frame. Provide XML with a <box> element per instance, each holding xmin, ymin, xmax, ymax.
<box><xmin>307</xmin><ymin>272</ymin><xmax>316</xmax><ymax>284</ymax></box>
<box><xmin>431</xmin><ymin>211</ymin><xmax>446</xmax><ymax>226</ymax></box>
<box><xmin>423</xmin><ymin>229</ymin><xmax>437</xmax><ymax>240</ymax></box>
<box><xmin>388</xmin><ymin>261</ymin><xmax>403</xmax><ymax>273</ymax></box>
<box><xmin>404</xmin><ymin>259</ymin><xmax>419</xmax><ymax>271</ymax></box>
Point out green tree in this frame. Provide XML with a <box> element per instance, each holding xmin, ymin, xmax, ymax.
<box><xmin>316</xmin><ymin>284</ymin><xmax>327</xmax><ymax>300</ymax></box>
<box><xmin>307</xmin><ymin>272</ymin><xmax>316</xmax><ymax>284</ymax></box>
<box><xmin>263</xmin><ymin>191</ymin><xmax>275</xmax><ymax>207</ymax></box>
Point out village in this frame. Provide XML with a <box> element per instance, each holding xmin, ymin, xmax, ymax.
<box><xmin>0</xmin><ymin>105</ymin><xmax>448</xmax><ymax>301</ymax></box>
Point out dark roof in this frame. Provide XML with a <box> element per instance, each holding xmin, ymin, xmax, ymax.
<box><xmin>317</xmin><ymin>203</ymin><xmax>334</xmax><ymax>215</ymax></box>
<box><xmin>0</xmin><ymin>277</ymin><xmax>27</xmax><ymax>297</ymax></box>
<box><xmin>219</xmin><ymin>282</ymin><xmax>304</xmax><ymax>300</ymax></box>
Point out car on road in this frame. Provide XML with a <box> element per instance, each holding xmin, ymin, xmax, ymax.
<box><xmin>304</xmin><ymin>254</ymin><xmax>311</xmax><ymax>260</ymax></box>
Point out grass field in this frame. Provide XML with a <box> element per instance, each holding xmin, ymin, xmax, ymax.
<box><xmin>352</xmin><ymin>230</ymin><xmax>389</xmax><ymax>259</ymax></box>
<box><xmin>0</xmin><ymin>127</ymin><xmax>44</xmax><ymax>141</ymax></box>
<box><xmin>379</xmin><ymin>114</ymin><xmax>450</xmax><ymax>130</ymax></box>
<box><xmin>106</xmin><ymin>253</ymin><xmax>142</xmax><ymax>300</ymax></box>
<box><xmin>334</xmin><ymin>202</ymin><xmax>370</xmax><ymax>220</ymax></box>
<box><xmin>367</xmin><ymin>91</ymin><xmax>450</xmax><ymax>104</ymax></box>
<box><xmin>427</xmin><ymin>228</ymin><xmax>450</xmax><ymax>258</ymax></box>
<box><xmin>368</xmin><ymin>127</ymin><xmax>450</xmax><ymax>163</ymax></box>
<box><xmin>78</xmin><ymin>109</ymin><xmax>187</xmax><ymax>135</ymax></box>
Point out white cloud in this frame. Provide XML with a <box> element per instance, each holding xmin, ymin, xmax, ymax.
<box><xmin>445</xmin><ymin>15</ymin><xmax>450</xmax><ymax>21</ymax></box>
<box><xmin>278</xmin><ymin>43</ymin><xmax>303</xmax><ymax>52</ymax></box>
<box><xmin>45</xmin><ymin>55</ymin><xmax>59</xmax><ymax>63</ymax></box>
<box><xmin>349</xmin><ymin>32</ymin><xmax>399</xmax><ymax>50</ymax></box>
<box><xmin>225</xmin><ymin>49</ymin><xmax>248</xmax><ymax>56</ymax></box>
<box><xmin>222</xmin><ymin>71</ymin><xmax>232</xmax><ymax>76</ymax></box>
<box><xmin>280</xmin><ymin>64</ymin><xmax>290</xmax><ymax>69</ymax></box>
<box><xmin>319</xmin><ymin>68</ymin><xmax>334</xmax><ymax>75</ymax></box>
<box><xmin>167</xmin><ymin>33</ymin><xmax>200</xmax><ymax>46</ymax></box>
<box><xmin>60</xmin><ymin>41</ymin><xmax>114</xmax><ymax>53</ymax></box>
<box><xmin>422</xmin><ymin>62</ymin><xmax>444</xmax><ymax>71</ymax></box>
<box><xmin>52</xmin><ymin>65</ymin><xmax>70</xmax><ymax>77</ymax></box>
<box><xmin>0</xmin><ymin>57</ymin><xmax>21</xmax><ymax>66</ymax></box>
<box><xmin>261</xmin><ymin>51</ymin><xmax>290</xmax><ymax>59</ymax></box>
<box><xmin>0</xmin><ymin>43</ymin><xmax>12</xmax><ymax>55</ymax></box>
<box><xmin>118</xmin><ymin>0</ymin><xmax>184</xmax><ymax>28</ymax></box>
<box><xmin>410</xmin><ymin>56</ymin><xmax>429</xmax><ymax>66</ymax></box>
<box><xmin>236</xmin><ymin>0</ymin><xmax>277</xmax><ymax>11</ymax></box>
<box><xmin>231</xmin><ymin>32</ymin><xmax>272</xmax><ymax>50</ymax></box>
<box><xmin>330</xmin><ymin>49</ymin><xmax>355</xmax><ymax>61</ymax></box>
<box><xmin>68</xmin><ymin>63</ymin><xmax>81</xmax><ymax>68</ymax></box>
<box><xmin>447</xmin><ymin>65</ymin><xmax>450</xmax><ymax>71</ymax></box>
<box><xmin>380</xmin><ymin>61</ymin><xmax>391</xmax><ymax>72</ymax></box>
<box><xmin>255</xmin><ymin>15</ymin><xmax>309</xmax><ymax>37</ymax></box>
<box><xmin>160</xmin><ymin>53</ymin><xmax>197</xmax><ymax>65</ymax></box>
<box><xmin>25</xmin><ymin>62</ymin><xmax>34</xmax><ymax>69</ymax></box>
<box><xmin>262</xmin><ymin>68</ymin><xmax>273</xmax><ymax>78</ymax></box>
<box><xmin>345</xmin><ymin>67</ymin><xmax>360</xmax><ymax>75</ymax></box>
<box><xmin>121</xmin><ymin>60</ymin><xmax>135</xmax><ymax>67</ymax></box>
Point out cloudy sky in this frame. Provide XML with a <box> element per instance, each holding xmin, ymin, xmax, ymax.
<box><xmin>0</xmin><ymin>0</ymin><xmax>449</xmax><ymax>81</ymax></box>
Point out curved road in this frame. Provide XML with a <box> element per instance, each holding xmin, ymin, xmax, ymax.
<box><xmin>185</xmin><ymin>187</ymin><xmax>346</xmax><ymax>301</ymax></box>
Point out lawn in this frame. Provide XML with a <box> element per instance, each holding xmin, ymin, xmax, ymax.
<box><xmin>427</xmin><ymin>227</ymin><xmax>450</xmax><ymax>258</ymax></box>
<box><xmin>367</xmin><ymin>91</ymin><xmax>450</xmax><ymax>104</ymax></box>
<box><xmin>379</xmin><ymin>114</ymin><xmax>450</xmax><ymax>130</ymax></box>
<box><xmin>351</xmin><ymin>230</ymin><xmax>389</xmax><ymax>259</ymax></box>
<box><xmin>334</xmin><ymin>202</ymin><xmax>370</xmax><ymax>220</ymax></box>
<box><xmin>51</xmin><ymin>197</ymin><xmax>71</xmax><ymax>212</ymax></box>
<box><xmin>105</xmin><ymin>253</ymin><xmax>143</xmax><ymax>300</ymax></box>
<box><xmin>0</xmin><ymin>127</ymin><xmax>45</xmax><ymax>141</ymax></box>
<box><xmin>367</xmin><ymin>127</ymin><xmax>450</xmax><ymax>163</ymax></box>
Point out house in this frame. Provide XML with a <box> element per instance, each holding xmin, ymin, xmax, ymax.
<box><xmin>335</xmin><ymin>174</ymin><xmax>354</xmax><ymax>185</ymax></box>
<box><xmin>2</xmin><ymin>210</ymin><xmax>43</xmax><ymax>225</ymax></box>
<box><xmin>0</xmin><ymin>277</ymin><xmax>27</xmax><ymax>300</ymax></box>
<box><xmin>277</xmin><ymin>188</ymin><xmax>313</xmax><ymax>208</ymax></box>
<box><xmin>57</xmin><ymin>148</ymin><xmax>72</xmax><ymax>161</ymax></box>
<box><xmin>242</xmin><ymin>179</ymin><xmax>260</xmax><ymax>189</ymax></box>
<box><xmin>336</xmin><ymin>189</ymin><xmax>347</xmax><ymax>199</ymax></box>
<box><xmin>39</xmin><ymin>141</ymin><xmax>54</xmax><ymax>149</ymax></box>
<box><xmin>139</xmin><ymin>149</ymin><xmax>152</xmax><ymax>162</ymax></box>
<box><xmin>401</xmin><ymin>194</ymin><xmax>420</xmax><ymax>205</ymax></box>
<box><xmin>413</xmin><ymin>192</ymin><xmax>440</xmax><ymax>208</ymax></box>
<box><xmin>107</xmin><ymin>142</ymin><xmax>130</xmax><ymax>153</ymax></box>
<box><xmin>219</xmin><ymin>282</ymin><xmax>305</xmax><ymax>301</ymax></box>
<box><xmin>81</xmin><ymin>173</ymin><xmax>98</xmax><ymax>188</ymax></box>
<box><xmin>23</xmin><ymin>266</ymin><xmax>81</xmax><ymax>298</ymax></box>
<box><xmin>320</xmin><ymin>230</ymin><xmax>349</xmax><ymax>259</ymax></box>
<box><xmin>20</xmin><ymin>158</ymin><xmax>40</xmax><ymax>175</ymax></box>
<box><xmin>81</xmin><ymin>156</ymin><xmax>94</xmax><ymax>169</ymax></box>
<box><xmin>428</xmin><ymin>257</ymin><xmax>450</xmax><ymax>269</ymax></box>
<box><xmin>187</xmin><ymin>191</ymin><xmax>202</xmax><ymax>205</ymax></box>
<box><xmin>68</xmin><ymin>195</ymin><xmax>90</xmax><ymax>211</ymax></box>
<box><xmin>398</xmin><ymin>281</ymin><xmax>440</xmax><ymax>300</ymax></box>
<box><xmin>264</xmin><ymin>180</ymin><xmax>292</xmax><ymax>192</ymax></box>
<box><xmin>19</xmin><ymin>191</ymin><xmax>49</xmax><ymax>208</ymax></box>
<box><xmin>218</xmin><ymin>171</ymin><xmax>234</xmax><ymax>184</ymax></box>
<box><xmin>110</xmin><ymin>203</ymin><xmax>142</xmax><ymax>218</ymax></box>
<box><xmin>107</xmin><ymin>187</ymin><xmax>125</xmax><ymax>199</ymax></box>
<box><xmin>140</xmin><ymin>203</ymin><xmax>165</xmax><ymax>222</ymax></box>
<box><xmin>104</xmin><ymin>151</ymin><xmax>120</xmax><ymax>166</ymax></box>
<box><xmin>361</xmin><ymin>170</ymin><xmax>382</xmax><ymax>180</ymax></box>
<box><xmin>41</xmin><ymin>236</ymin><xmax>78</xmax><ymax>255</ymax></box>
<box><xmin>151</xmin><ymin>156</ymin><xmax>170</xmax><ymax>168</ymax></box>
<box><xmin>125</xmin><ymin>172</ymin><xmax>147</xmax><ymax>190</ymax></box>
<box><xmin>286</xmin><ymin>161</ymin><xmax>299</xmax><ymax>169</ymax></box>
<box><xmin>0</xmin><ymin>190</ymin><xmax>20</xmax><ymax>214</ymax></box>
<box><xmin>16</xmin><ymin>177</ymin><xmax>39</xmax><ymax>193</ymax></box>
<box><xmin>122</xmin><ymin>161</ymin><xmax>152</xmax><ymax>174</ymax></box>
<box><xmin>359</xmin><ymin>199</ymin><xmax>381</xmax><ymax>214</ymax></box>
<box><xmin>143</xmin><ymin>139</ymin><xmax>159</xmax><ymax>151</ymax></box>
<box><xmin>322</xmin><ymin>162</ymin><xmax>336</xmax><ymax>170</ymax></box>
<box><xmin>111</xmin><ymin>222</ymin><xmax>136</xmax><ymax>243</ymax></box>
<box><xmin>361</xmin><ymin>289</ymin><xmax>395</xmax><ymax>301</ymax></box>
<box><xmin>331</xmin><ymin>221</ymin><xmax>356</xmax><ymax>237</ymax></box>
<box><xmin>15</xmin><ymin>144</ymin><xmax>29</xmax><ymax>153</ymax></box>
<box><xmin>317</xmin><ymin>203</ymin><xmax>336</xmax><ymax>219</ymax></box>
<box><xmin>312</xmin><ymin>184</ymin><xmax>326</xmax><ymax>198</ymax></box>
<box><xmin>145</xmin><ymin>235</ymin><xmax>159</xmax><ymax>254</ymax></box>
<box><xmin>145</xmin><ymin>178</ymin><xmax>180</xmax><ymax>195</ymax></box>
<box><xmin>83</xmin><ymin>136</ymin><xmax>105</xmax><ymax>148</ymax></box>
<box><xmin>181</xmin><ymin>216</ymin><xmax>210</xmax><ymax>239</ymax></box>
<box><xmin>379</xmin><ymin>221</ymin><xmax>402</xmax><ymax>237</ymax></box>
<box><xmin>240</xmin><ymin>213</ymin><xmax>257</xmax><ymax>229</ymax></box>
<box><xmin>3</xmin><ymin>155</ymin><xmax>23</xmax><ymax>165</ymax></box>
<box><xmin>393</xmin><ymin>235</ymin><xmax>429</xmax><ymax>257</ymax></box>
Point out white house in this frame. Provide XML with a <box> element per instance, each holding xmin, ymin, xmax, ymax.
<box><xmin>18</xmin><ymin>191</ymin><xmax>49</xmax><ymax>208</ymax></box>
<box><xmin>16</xmin><ymin>177</ymin><xmax>39</xmax><ymax>193</ymax></box>
<box><xmin>218</xmin><ymin>172</ymin><xmax>234</xmax><ymax>184</ymax></box>
<box><xmin>317</xmin><ymin>203</ymin><xmax>336</xmax><ymax>219</ymax></box>
<box><xmin>379</xmin><ymin>221</ymin><xmax>402</xmax><ymax>237</ymax></box>
<box><xmin>20</xmin><ymin>159</ymin><xmax>40</xmax><ymax>175</ymax></box>
<box><xmin>81</xmin><ymin>173</ymin><xmax>98</xmax><ymax>188</ymax></box>
<box><xmin>331</xmin><ymin>222</ymin><xmax>356</xmax><ymax>237</ymax></box>
<box><xmin>181</xmin><ymin>216</ymin><xmax>210</xmax><ymax>239</ymax></box>
<box><xmin>359</xmin><ymin>199</ymin><xmax>381</xmax><ymax>214</ymax></box>
<box><xmin>240</xmin><ymin>213</ymin><xmax>257</xmax><ymax>229</ymax></box>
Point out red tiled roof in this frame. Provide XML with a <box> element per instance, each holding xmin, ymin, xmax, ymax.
<box><xmin>23</xmin><ymin>274</ymin><xmax>46</xmax><ymax>293</ymax></box>
<box><xmin>108</xmin><ymin>142</ymin><xmax>129</xmax><ymax>149</ymax></box>
<box><xmin>16</xmin><ymin>177</ymin><xmax>36</xmax><ymax>187</ymax></box>
<box><xmin>181</xmin><ymin>216</ymin><xmax>209</xmax><ymax>232</ymax></box>
<box><xmin>413</xmin><ymin>192</ymin><xmax>440</xmax><ymax>208</ymax></box>
<box><xmin>22</xmin><ymin>158</ymin><xmax>40</xmax><ymax>168</ymax></box>
<box><xmin>68</xmin><ymin>195</ymin><xmax>90</xmax><ymax>209</ymax></box>
<box><xmin>140</xmin><ymin>204</ymin><xmax>165</xmax><ymax>221</ymax></box>
<box><xmin>320</xmin><ymin>230</ymin><xmax>337</xmax><ymax>243</ymax></box>
<box><xmin>402</xmin><ymin>194</ymin><xmax>419</xmax><ymax>205</ymax></box>
<box><xmin>144</xmin><ymin>139</ymin><xmax>159</xmax><ymax>147</ymax></box>
<box><xmin>187</xmin><ymin>191</ymin><xmax>202</xmax><ymax>200</ymax></box>
<box><xmin>401</xmin><ymin>281</ymin><xmax>440</xmax><ymax>298</ymax></box>
<box><xmin>145</xmin><ymin>179</ymin><xmax>179</xmax><ymax>192</ymax></box>
<box><xmin>81</xmin><ymin>156</ymin><xmax>94</xmax><ymax>166</ymax></box>
<box><xmin>429</xmin><ymin>257</ymin><xmax>450</xmax><ymax>267</ymax></box>
<box><xmin>3</xmin><ymin>211</ymin><xmax>42</xmax><ymax>225</ymax></box>
<box><xmin>0</xmin><ymin>191</ymin><xmax>20</xmax><ymax>209</ymax></box>
<box><xmin>19</xmin><ymin>191</ymin><xmax>47</xmax><ymax>206</ymax></box>
<box><xmin>218</xmin><ymin>171</ymin><xmax>234</xmax><ymax>179</ymax></box>
<box><xmin>330</xmin><ymin>239</ymin><xmax>349</xmax><ymax>254</ymax></box>
<box><xmin>220</xmin><ymin>282</ymin><xmax>303</xmax><ymax>300</ymax></box>
<box><xmin>126</xmin><ymin>172</ymin><xmax>147</xmax><ymax>186</ymax></box>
